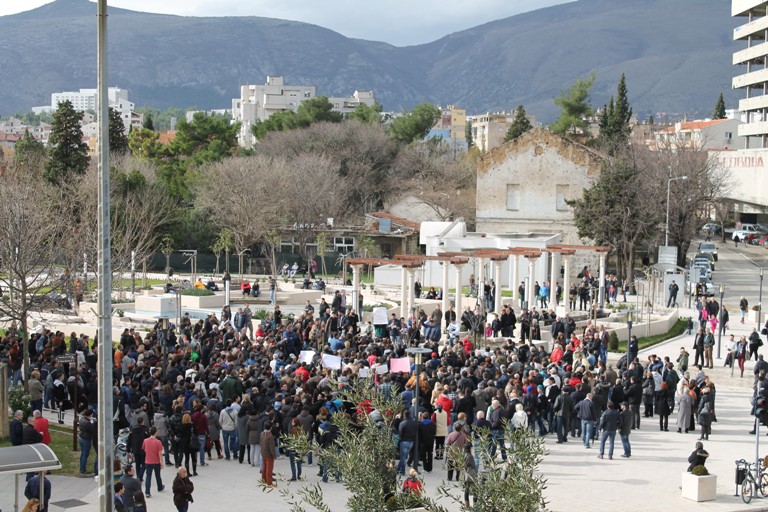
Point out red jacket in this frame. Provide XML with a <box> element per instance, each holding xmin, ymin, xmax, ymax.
<box><xmin>191</xmin><ymin>410</ymin><xmax>208</xmax><ymax>436</ymax></box>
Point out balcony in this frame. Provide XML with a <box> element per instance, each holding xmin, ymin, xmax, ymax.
<box><xmin>734</xmin><ymin>41</ymin><xmax>768</xmax><ymax>64</ymax></box>
<box><xmin>734</xmin><ymin>14</ymin><xmax>768</xmax><ymax>40</ymax></box>
<box><xmin>738</xmin><ymin>121</ymin><xmax>768</xmax><ymax>137</ymax></box>
<box><xmin>739</xmin><ymin>95</ymin><xmax>768</xmax><ymax>112</ymax></box>
<box><xmin>733</xmin><ymin>0</ymin><xmax>768</xmax><ymax>17</ymax></box>
<box><xmin>733</xmin><ymin>67</ymin><xmax>768</xmax><ymax>89</ymax></box>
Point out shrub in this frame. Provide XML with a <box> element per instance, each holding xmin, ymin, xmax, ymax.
<box><xmin>608</xmin><ymin>331</ymin><xmax>619</xmax><ymax>352</ymax></box>
<box><xmin>691</xmin><ymin>465</ymin><xmax>709</xmax><ymax>476</ymax></box>
<box><xmin>362</xmin><ymin>303</ymin><xmax>388</xmax><ymax>312</ymax></box>
<box><xmin>180</xmin><ymin>288</ymin><xmax>215</xmax><ymax>296</ymax></box>
<box><xmin>9</xmin><ymin>384</ymin><xmax>31</xmax><ymax>419</ymax></box>
<box><xmin>253</xmin><ymin>309</ymin><xmax>270</xmax><ymax>320</ymax></box>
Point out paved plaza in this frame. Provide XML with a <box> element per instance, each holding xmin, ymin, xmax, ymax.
<box><xmin>2</xmin><ymin>317</ymin><xmax>768</xmax><ymax>512</ymax></box>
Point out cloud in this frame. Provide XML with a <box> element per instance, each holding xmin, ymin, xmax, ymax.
<box><xmin>3</xmin><ymin>0</ymin><xmax>572</xmax><ymax>45</ymax></box>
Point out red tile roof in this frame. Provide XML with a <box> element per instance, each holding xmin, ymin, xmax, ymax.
<box><xmin>366</xmin><ymin>212</ymin><xmax>420</xmax><ymax>231</ymax></box>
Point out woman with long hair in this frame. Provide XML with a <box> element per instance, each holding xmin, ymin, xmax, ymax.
<box><xmin>179</xmin><ymin>413</ymin><xmax>197</xmax><ymax>476</ymax></box>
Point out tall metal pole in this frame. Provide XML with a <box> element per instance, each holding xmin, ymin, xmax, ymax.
<box><xmin>96</xmin><ymin>2</ymin><xmax>115</xmax><ymax>511</ymax></box>
<box><xmin>758</xmin><ymin>268</ymin><xmax>764</xmax><ymax>331</ymax></box>
<box><xmin>665</xmin><ymin>178</ymin><xmax>672</xmax><ymax>247</ymax></box>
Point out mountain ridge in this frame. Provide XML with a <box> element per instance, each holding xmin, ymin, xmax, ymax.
<box><xmin>0</xmin><ymin>0</ymin><xmax>740</xmax><ymax>121</ymax></box>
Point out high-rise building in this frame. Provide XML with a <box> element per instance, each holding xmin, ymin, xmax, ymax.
<box><xmin>733</xmin><ymin>1</ymin><xmax>768</xmax><ymax>148</ymax></box>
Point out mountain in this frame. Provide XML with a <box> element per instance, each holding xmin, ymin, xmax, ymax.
<box><xmin>0</xmin><ymin>0</ymin><xmax>739</xmax><ymax>121</ymax></box>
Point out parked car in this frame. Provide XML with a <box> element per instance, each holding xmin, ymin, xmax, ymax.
<box><xmin>733</xmin><ymin>225</ymin><xmax>760</xmax><ymax>242</ymax></box>
<box><xmin>697</xmin><ymin>241</ymin><xmax>718</xmax><ymax>261</ymax></box>
<box><xmin>701</xmin><ymin>223</ymin><xmax>722</xmax><ymax>235</ymax></box>
<box><xmin>761</xmin><ymin>234</ymin><xmax>768</xmax><ymax>247</ymax></box>
<box><xmin>748</xmin><ymin>232</ymin><xmax>767</xmax><ymax>245</ymax></box>
<box><xmin>691</xmin><ymin>262</ymin><xmax>712</xmax><ymax>280</ymax></box>
<box><xmin>693</xmin><ymin>252</ymin><xmax>715</xmax><ymax>271</ymax></box>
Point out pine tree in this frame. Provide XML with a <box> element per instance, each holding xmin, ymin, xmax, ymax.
<box><xmin>109</xmin><ymin>107</ymin><xmax>129</xmax><ymax>154</ymax></box>
<box><xmin>14</xmin><ymin>129</ymin><xmax>47</xmax><ymax>173</ymax></box>
<box><xmin>599</xmin><ymin>74</ymin><xmax>632</xmax><ymax>145</ymax></box>
<box><xmin>504</xmin><ymin>105</ymin><xmax>533</xmax><ymax>142</ymax></box>
<box><xmin>143</xmin><ymin>113</ymin><xmax>155</xmax><ymax>131</ymax></box>
<box><xmin>613</xmin><ymin>73</ymin><xmax>632</xmax><ymax>134</ymax></box>
<box><xmin>599</xmin><ymin>97</ymin><xmax>615</xmax><ymax>138</ymax></box>
<box><xmin>551</xmin><ymin>73</ymin><xmax>595</xmax><ymax>135</ymax></box>
<box><xmin>713</xmin><ymin>92</ymin><xmax>726</xmax><ymax>119</ymax></box>
<box><xmin>466</xmin><ymin>120</ymin><xmax>474</xmax><ymax>147</ymax></box>
<box><xmin>43</xmin><ymin>100</ymin><xmax>89</xmax><ymax>185</ymax></box>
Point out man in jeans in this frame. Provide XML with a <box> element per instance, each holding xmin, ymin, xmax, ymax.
<box><xmin>397</xmin><ymin>410</ymin><xmax>417</xmax><ymax>475</ymax></box>
<box><xmin>574</xmin><ymin>393</ymin><xmax>597</xmax><ymax>448</ymax></box>
<box><xmin>78</xmin><ymin>409</ymin><xmax>97</xmax><ymax>476</ymax></box>
<box><xmin>618</xmin><ymin>402</ymin><xmax>633</xmax><ymax>458</ymax></box>
<box><xmin>218</xmin><ymin>399</ymin><xmax>239</xmax><ymax>460</ymax></box>
<box><xmin>488</xmin><ymin>400</ymin><xmax>507</xmax><ymax>460</ymax></box>
<box><xmin>141</xmin><ymin>426</ymin><xmax>165</xmax><ymax>497</ymax></box>
<box><xmin>597</xmin><ymin>401</ymin><xmax>621</xmax><ymax>460</ymax></box>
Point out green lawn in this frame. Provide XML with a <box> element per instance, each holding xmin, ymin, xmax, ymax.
<box><xmin>0</xmin><ymin>425</ymin><xmax>82</xmax><ymax>476</ymax></box>
<box><xmin>610</xmin><ymin>319</ymin><xmax>688</xmax><ymax>353</ymax></box>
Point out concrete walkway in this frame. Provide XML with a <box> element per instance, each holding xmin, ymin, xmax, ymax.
<box><xmin>6</xmin><ymin>305</ymin><xmax>768</xmax><ymax>511</ymax></box>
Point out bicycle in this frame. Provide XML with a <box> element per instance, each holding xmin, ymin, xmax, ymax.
<box><xmin>735</xmin><ymin>459</ymin><xmax>768</xmax><ymax>503</ymax></box>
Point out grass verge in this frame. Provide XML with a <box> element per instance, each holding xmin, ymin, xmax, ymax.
<box><xmin>611</xmin><ymin>319</ymin><xmax>688</xmax><ymax>353</ymax></box>
<box><xmin>0</xmin><ymin>425</ymin><xmax>85</xmax><ymax>476</ymax></box>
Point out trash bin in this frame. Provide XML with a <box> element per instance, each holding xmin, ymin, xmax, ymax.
<box><xmin>736</xmin><ymin>467</ymin><xmax>747</xmax><ymax>485</ymax></box>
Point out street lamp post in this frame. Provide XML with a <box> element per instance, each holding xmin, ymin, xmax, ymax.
<box><xmin>717</xmin><ymin>283</ymin><xmax>725</xmax><ymax>360</ymax></box>
<box><xmin>405</xmin><ymin>347</ymin><xmax>432</xmax><ymax>472</ymax></box>
<box><xmin>624</xmin><ymin>309</ymin><xmax>638</xmax><ymax>369</ymax></box>
<box><xmin>665</xmin><ymin>175</ymin><xmax>688</xmax><ymax>247</ymax></box>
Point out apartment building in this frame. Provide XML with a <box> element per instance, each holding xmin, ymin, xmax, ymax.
<box><xmin>232</xmin><ymin>76</ymin><xmax>377</xmax><ymax>147</ymax></box>
<box><xmin>733</xmin><ymin>1</ymin><xmax>768</xmax><ymax>147</ymax></box>
<box><xmin>50</xmin><ymin>87</ymin><xmax>141</xmax><ymax>134</ymax></box>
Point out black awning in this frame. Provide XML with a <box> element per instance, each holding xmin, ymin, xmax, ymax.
<box><xmin>0</xmin><ymin>444</ymin><xmax>61</xmax><ymax>475</ymax></box>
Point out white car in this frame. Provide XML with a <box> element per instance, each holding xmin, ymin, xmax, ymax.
<box><xmin>698</xmin><ymin>242</ymin><xmax>718</xmax><ymax>261</ymax></box>
<box><xmin>733</xmin><ymin>225</ymin><xmax>760</xmax><ymax>242</ymax></box>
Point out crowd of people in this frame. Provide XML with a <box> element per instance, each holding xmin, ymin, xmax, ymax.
<box><xmin>0</xmin><ymin>279</ymin><xmax>751</xmax><ymax>510</ymax></box>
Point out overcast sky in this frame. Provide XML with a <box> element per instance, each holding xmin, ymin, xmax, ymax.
<box><xmin>3</xmin><ymin>0</ymin><xmax>573</xmax><ymax>45</ymax></box>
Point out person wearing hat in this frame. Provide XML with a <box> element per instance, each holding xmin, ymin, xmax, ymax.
<box><xmin>618</xmin><ymin>402</ymin><xmax>633</xmax><ymax>458</ymax></box>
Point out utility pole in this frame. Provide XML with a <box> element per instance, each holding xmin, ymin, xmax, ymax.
<box><xmin>96</xmin><ymin>2</ymin><xmax>115</xmax><ymax>511</ymax></box>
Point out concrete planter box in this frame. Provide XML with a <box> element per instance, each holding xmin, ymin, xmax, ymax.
<box><xmin>180</xmin><ymin>293</ymin><xmax>226</xmax><ymax>309</ymax></box>
<box><xmin>681</xmin><ymin>472</ymin><xmax>716</xmax><ymax>502</ymax></box>
<box><xmin>748</xmin><ymin>309</ymin><xmax>761</xmax><ymax>324</ymax></box>
<box><xmin>135</xmin><ymin>294</ymin><xmax>178</xmax><ymax>317</ymax></box>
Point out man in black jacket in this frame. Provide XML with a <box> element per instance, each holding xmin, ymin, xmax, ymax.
<box><xmin>418</xmin><ymin>412</ymin><xmax>437</xmax><ymax>473</ymax></box>
<box><xmin>597</xmin><ymin>401</ymin><xmax>621</xmax><ymax>460</ymax></box>
<box><xmin>10</xmin><ymin>410</ymin><xmax>24</xmax><ymax>446</ymax></box>
<box><xmin>23</xmin><ymin>415</ymin><xmax>43</xmax><ymax>445</ymax></box>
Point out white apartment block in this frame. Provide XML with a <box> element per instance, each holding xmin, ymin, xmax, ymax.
<box><xmin>51</xmin><ymin>87</ymin><xmax>140</xmax><ymax>134</ymax></box>
<box><xmin>327</xmin><ymin>90</ymin><xmax>376</xmax><ymax>116</ymax></box>
<box><xmin>232</xmin><ymin>76</ymin><xmax>316</xmax><ymax>147</ymax></box>
<box><xmin>232</xmin><ymin>76</ymin><xmax>376</xmax><ymax>147</ymax></box>
<box><xmin>733</xmin><ymin>1</ymin><xmax>768</xmax><ymax>148</ymax></box>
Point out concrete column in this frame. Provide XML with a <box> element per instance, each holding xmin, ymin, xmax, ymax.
<box><xmin>527</xmin><ymin>258</ymin><xmax>536</xmax><ymax>308</ymax></box>
<box><xmin>441</xmin><ymin>261</ymin><xmax>450</xmax><ymax>324</ymax></box>
<box><xmin>407</xmin><ymin>267</ymin><xmax>416</xmax><ymax>319</ymax></box>
<box><xmin>454</xmin><ymin>264</ymin><xmax>464</xmax><ymax>320</ymax></box>
<box><xmin>598</xmin><ymin>253</ymin><xmax>607</xmax><ymax>308</ymax></box>
<box><xmin>511</xmin><ymin>255</ymin><xmax>520</xmax><ymax>305</ymax></box>
<box><xmin>549</xmin><ymin>252</ymin><xmax>559</xmax><ymax>307</ymax></box>
<box><xmin>477</xmin><ymin>257</ymin><xmax>485</xmax><ymax>289</ymax></box>
<box><xmin>563</xmin><ymin>256</ymin><xmax>571</xmax><ymax>314</ymax></box>
<box><xmin>493</xmin><ymin>260</ymin><xmax>503</xmax><ymax>314</ymax></box>
<box><xmin>400</xmin><ymin>265</ymin><xmax>408</xmax><ymax>319</ymax></box>
<box><xmin>351</xmin><ymin>264</ymin><xmax>362</xmax><ymax>314</ymax></box>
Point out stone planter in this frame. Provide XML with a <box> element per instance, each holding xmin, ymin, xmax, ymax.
<box><xmin>748</xmin><ymin>309</ymin><xmax>761</xmax><ymax>324</ymax></box>
<box><xmin>681</xmin><ymin>472</ymin><xmax>716</xmax><ymax>502</ymax></box>
<box><xmin>180</xmin><ymin>293</ymin><xmax>226</xmax><ymax>309</ymax></box>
